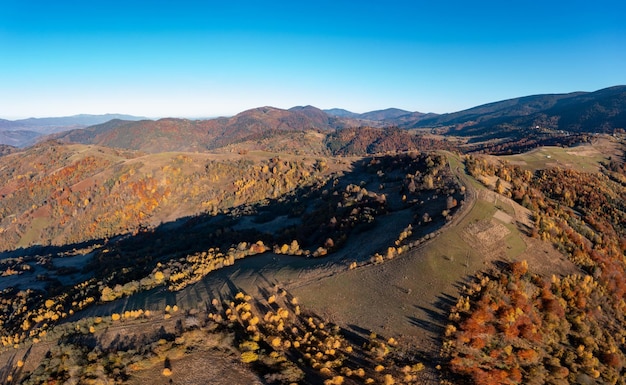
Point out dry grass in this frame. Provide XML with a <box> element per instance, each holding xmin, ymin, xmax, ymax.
<box><xmin>289</xmin><ymin>158</ymin><xmax>578</xmax><ymax>383</ymax></box>
<box><xmin>502</xmin><ymin>136</ymin><xmax>621</xmax><ymax>172</ymax></box>
<box><xmin>127</xmin><ymin>349</ymin><xmax>262</xmax><ymax>385</ymax></box>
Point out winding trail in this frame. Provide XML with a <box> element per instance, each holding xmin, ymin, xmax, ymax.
<box><xmin>44</xmin><ymin>153</ymin><xmax>481</xmax><ymax>385</ymax></box>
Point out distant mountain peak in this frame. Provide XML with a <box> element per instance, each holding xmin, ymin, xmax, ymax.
<box><xmin>324</xmin><ymin>107</ymin><xmax>415</xmax><ymax>121</ymax></box>
<box><xmin>289</xmin><ymin>105</ymin><xmax>320</xmax><ymax>111</ymax></box>
<box><xmin>323</xmin><ymin>108</ymin><xmax>359</xmax><ymax>118</ymax></box>
<box><xmin>409</xmin><ymin>85</ymin><xmax>626</xmax><ymax>139</ymax></box>
<box><xmin>359</xmin><ymin>108</ymin><xmax>412</xmax><ymax>121</ymax></box>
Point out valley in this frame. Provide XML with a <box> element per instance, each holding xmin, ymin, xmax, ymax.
<box><xmin>0</xmin><ymin>88</ymin><xmax>625</xmax><ymax>385</ymax></box>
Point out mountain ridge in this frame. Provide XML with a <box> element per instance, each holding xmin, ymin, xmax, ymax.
<box><xmin>359</xmin><ymin>107</ymin><xmax>412</xmax><ymax>121</ymax></box>
<box><xmin>5</xmin><ymin>85</ymin><xmax>626</xmax><ymax>150</ymax></box>
<box><xmin>51</xmin><ymin>106</ymin><xmax>342</xmax><ymax>153</ymax></box>
<box><xmin>406</xmin><ymin>85</ymin><xmax>626</xmax><ymax>138</ymax></box>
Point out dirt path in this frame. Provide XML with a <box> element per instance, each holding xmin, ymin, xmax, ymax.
<box><xmin>289</xmin><ymin>155</ymin><xmax>480</xmax><ymax>383</ymax></box>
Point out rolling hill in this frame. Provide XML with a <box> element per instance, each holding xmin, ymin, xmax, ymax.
<box><xmin>0</xmin><ymin>144</ymin><xmax>18</xmax><ymax>156</ymax></box>
<box><xmin>1</xmin><ymin>86</ymin><xmax>626</xmax><ymax>385</ymax></box>
<box><xmin>323</xmin><ymin>108</ymin><xmax>360</xmax><ymax>118</ymax></box>
<box><xmin>324</xmin><ymin>107</ymin><xmax>438</xmax><ymax>126</ymax></box>
<box><xmin>0</xmin><ymin>118</ymin><xmax>25</xmax><ymax>129</ymax></box>
<box><xmin>4</xmin><ymin>136</ymin><xmax>623</xmax><ymax>384</ymax></box>
<box><xmin>0</xmin><ymin>142</ymin><xmax>343</xmax><ymax>252</ymax></box>
<box><xmin>52</xmin><ymin>106</ymin><xmax>346</xmax><ymax>153</ymax></box>
<box><xmin>15</xmin><ymin>114</ymin><xmax>146</xmax><ymax>130</ymax></box>
<box><xmin>358</xmin><ymin>108</ymin><xmax>412</xmax><ymax>121</ymax></box>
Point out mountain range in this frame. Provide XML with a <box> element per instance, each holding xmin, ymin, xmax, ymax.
<box><xmin>1</xmin><ymin>86</ymin><xmax>625</xmax><ymax>149</ymax></box>
<box><xmin>1</xmin><ymin>86</ymin><xmax>626</xmax><ymax>385</ymax></box>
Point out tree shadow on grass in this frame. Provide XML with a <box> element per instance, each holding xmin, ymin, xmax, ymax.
<box><xmin>406</xmin><ymin>285</ymin><xmax>469</xmax><ymax>373</ymax></box>
<box><xmin>2</xmin><ymin>153</ymin><xmax>462</xmax><ymax>348</ymax></box>
<box><xmin>410</xmin><ymin>292</ymin><xmax>457</xmax><ymax>338</ymax></box>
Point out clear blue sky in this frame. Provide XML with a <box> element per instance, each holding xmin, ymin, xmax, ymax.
<box><xmin>1</xmin><ymin>0</ymin><xmax>625</xmax><ymax>119</ymax></box>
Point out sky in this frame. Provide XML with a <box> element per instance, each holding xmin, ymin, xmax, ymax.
<box><xmin>1</xmin><ymin>0</ymin><xmax>625</xmax><ymax>119</ymax></box>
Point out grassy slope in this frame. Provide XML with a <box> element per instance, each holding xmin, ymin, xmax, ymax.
<box><xmin>2</xmin><ymin>145</ymin><xmax>605</xmax><ymax>385</ymax></box>
<box><xmin>289</xmin><ymin>153</ymin><xmax>579</xmax><ymax>381</ymax></box>
<box><xmin>501</xmin><ymin>136</ymin><xmax>620</xmax><ymax>172</ymax></box>
<box><xmin>97</xmin><ymin>151</ymin><xmax>577</xmax><ymax>383</ymax></box>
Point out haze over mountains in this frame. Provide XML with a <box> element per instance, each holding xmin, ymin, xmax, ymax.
<box><xmin>2</xmin><ymin>86</ymin><xmax>625</xmax><ymax>149</ymax></box>
<box><xmin>0</xmin><ymin>114</ymin><xmax>146</xmax><ymax>147</ymax></box>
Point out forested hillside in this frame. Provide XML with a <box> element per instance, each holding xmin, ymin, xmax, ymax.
<box><xmin>1</xmin><ymin>88</ymin><xmax>625</xmax><ymax>384</ymax></box>
<box><xmin>409</xmin><ymin>86</ymin><xmax>626</xmax><ymax>139</ymax></box>
<box><xmin>0</xmin><ymin>150</ymin><xmax>467</xmax><ymax>385</ymax></box>
<box><xmin>443</xmin><ymin>152</ymin><xmax>626</xmax><ymax>384</ymax></box>
<box><xmin>0</xmin><ymin>142</ymin><xmax>335</xmax><ymax>251</ymax></box>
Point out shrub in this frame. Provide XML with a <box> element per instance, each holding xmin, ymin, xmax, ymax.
<box><xmin>241</xmin><ymin>351</ymin><xmax>259</xmax><ymax>363</ymax></box>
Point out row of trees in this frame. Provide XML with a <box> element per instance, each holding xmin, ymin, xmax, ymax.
<box><xmin>8</xmin><ymin>287</ymin><xmax>426</xmax><ymax>384</ymax></box>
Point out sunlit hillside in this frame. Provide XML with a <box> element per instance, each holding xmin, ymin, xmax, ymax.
<box><xmin>0</xmin><ymin>93</ymin><xmax>625</xmax><ymax>385</ymax></box>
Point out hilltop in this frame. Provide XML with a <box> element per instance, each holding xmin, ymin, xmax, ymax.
<box><xmin>0</xmin><ymin>145</ymin><xmax>471</xmax><ymax>383</ymax></box>
<box><xmin>3</xmin><ymin>136</ymin><xmax>623</xmax><ymax>384</ymax></box>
